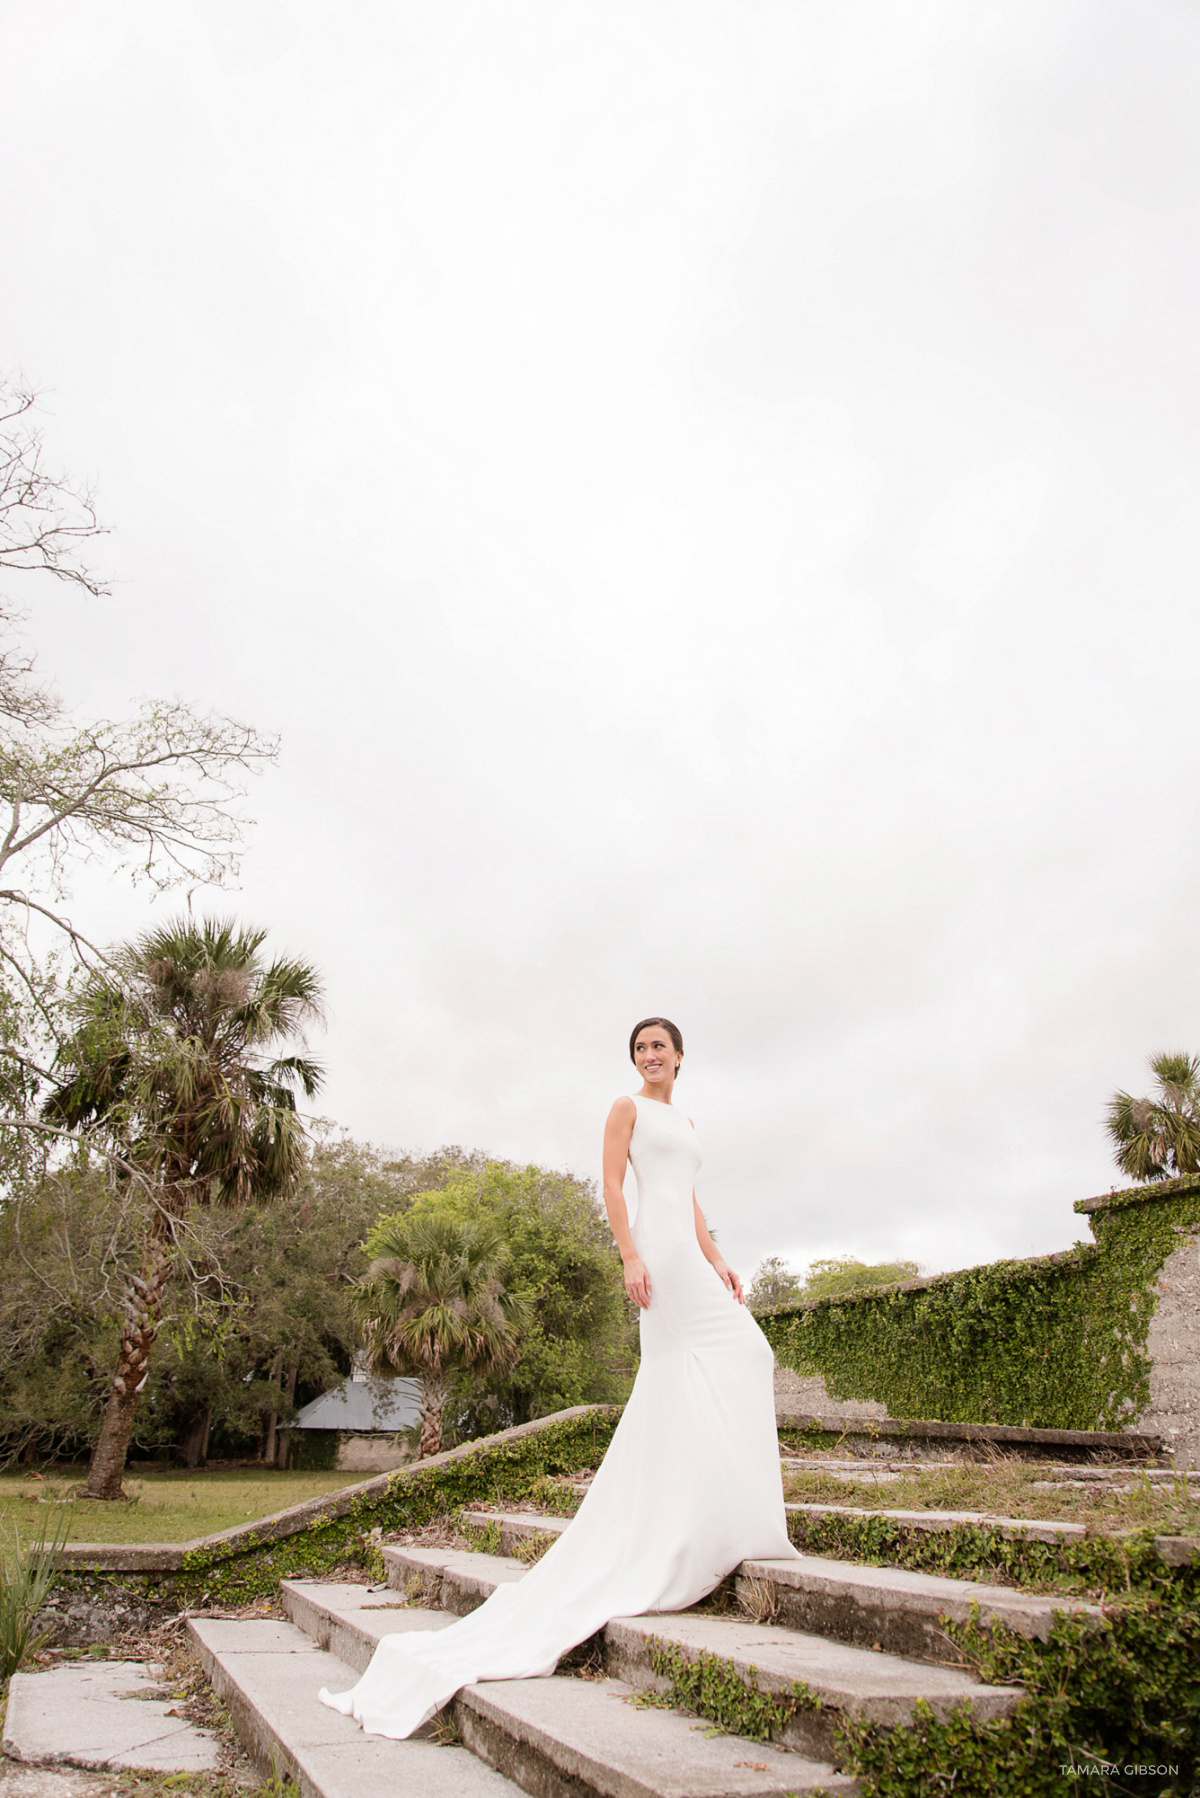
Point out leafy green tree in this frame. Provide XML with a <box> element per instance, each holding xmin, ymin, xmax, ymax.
<box><xmin>402</xmin><ymin>1160</ymin><xmax>637</xmax><ymax>1436</ymax></box>
<box><xmin>748</xmin><ymin>1253</ymin><xmax>922</xmax><ymax>1312</ymax></box>
<box><xmin>151</xmin><ymin>1134</ymin><xmax>445</xmax><ymax>1466</ymax></box>
<box><xmin>799</xmin><ymin>1256</ymin><xmax>922</xmax><ymax>1302</ymax></box>
<box><xmin>1106</xmin><ymin>1052</ymin><xmax>1200</xmax><ymax>1182</ymax></box>
<box><xmin>44</xmin><ymin>914</ymin><xmax>323</xmax><ymax>1498</ymax></box>
<box><xmin>0</xmin><ymin>1162</ymin><xmax>126</xmax><ymax>1467</ymax></box>
<box><xmin>747</xmin><ymin>1255</ymin><xmax>807</xmax><ymax>1315</ymax></box>
<box><xmin>354</xmin><ymin>1208</ymin><xmax>530</xmax><ymax>1459</ymax></box>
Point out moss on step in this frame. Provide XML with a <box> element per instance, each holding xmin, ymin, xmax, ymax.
<box><xmin>837</xmin><ymin>1589</ymin><xmax>1200</xmax><ymax>1797</ymax></box>
<box><xmin>634</xmin><ymin>1632</ymin><xmax>825</xmax><ymax>1743</ymax></box>
<box><xmin>785</xmin><ymin>1505</ymin><xmax>1200</xmax><ymax>1601</ymax></box>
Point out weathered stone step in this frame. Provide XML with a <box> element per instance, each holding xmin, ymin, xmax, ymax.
<box><xmin>783</xmin><ymin>1465</ymin><xmax>906</xmax><ymax>1484</ymax></box>
<box><xmin>460</xmin><ymin>1508</ymin><xmax>568</xmax><ymax>1553</ymax></box>
<box><xmin>775</xmin><ymin>1412</ymin><xmax>1164</xmax><ymax>1463</ymax></box>
<box><xmin>456</xmin><ymin>1666</ymin><xmax>857</xmax><ymax>1796</ymax></box>
<box><xmin>738</xmin><ymin>1556</ymin><xmax>1105</xmax><ymax>1662</ymax></box>
<box><xmin>386</xmin><ymin>1544</ymin><xmax>525</xmax><ymax>1614</ymax></box>
<box><xmin>782</xmin><ymin>1456</ymin><xmax>1200</xmax><ymax>1486</ymax></box>
<box><xmin>385</xmin><ymin>1532</ymin><xmax>1103</xmax><ymax>1666</ymax></box>
<box><xmin>284</xmin><ymin>1578</ymin><xmax>1018</xmax><ymax>1768</ymax></box>
<box><xmin>463</xmin><ymin>1500</ymin><xmax>1097</xmax><ymax>1553</ymax></box>
<box><xmin>786</xmin><ymin>1499</ymin><xmax>1089</xmax><ymax>1544</ymax></box>
<box><xmin>187</xmin><ymin>1614</ymin><xmax>518</xmax><ymax>1798</ymax></box>
<box><xmin>282</xmin><ymin>1578</ymin><xmax>449</xmax><ymax>1672</ymax></box>
<box><xmin>601</xmin><ymin>1606</ymin><xmax>1018</xmax><ymax>1763</ymax></box>
<box><xmin>273</xmin><ymin>1584</ymin><xmax>856</xmax><ymax>1795</ymax></box>
<box><xmin>784</xmin><ymin>1500</ymin><xmax>1200</xmax><ymax>1565</ymax></box>
<box><xmin>782</xmin><ymin>1459</ymin><xmax>953</xmax><ymax>1477</ymax></box>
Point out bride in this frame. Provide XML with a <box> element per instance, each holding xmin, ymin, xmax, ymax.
<box><xmin>319</xmin><ymin>1015</ymin><xmax>799</xmax><ymax>1739</ymax></box>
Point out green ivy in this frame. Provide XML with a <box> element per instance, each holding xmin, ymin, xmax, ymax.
<box><xmin>634</xmin><ymin>1592</ymin><xmax>1197</xmax><ymax>1797</ymax></box>
<box><xmin>638</xmin><ymin>1580</ymin><xmax>1198</xmax><ymax>1797</ymax></box>
<box><xmin>761</xmin><ymin>1177</ymin><xmax>1200</xmax><ymax>1432</ymax></box>
<box><xmin>641</xmin><ymin>1632</ymin><xmax>824</xmax><ymax>1740</ymax></box>
<box><xmin>837</xmin><ymin>1593</ymin><xmax>1200</xmax><ymax>1797</ymax></box>
<box><xmin>785</xmin><ymin>1508</ymin><xmax>1200</xmax><ymax>1601</ymax></box>
<box><xmin>52</xmin><ymin>1408</ymin><xmax>617</xmax><ymax>1615</ymax></box>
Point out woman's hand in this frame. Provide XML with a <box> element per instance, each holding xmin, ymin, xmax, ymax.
<box><xmin>623</xmin><ymin>1255</ymin><xmax>651</xmax><ymax>1309</ymax></box>
<box><xmin>712</xmin><ymin>1258</ymin><xmax>745</xmax><ymax>1304</ymax></box>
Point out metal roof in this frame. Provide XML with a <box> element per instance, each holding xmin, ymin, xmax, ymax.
<box><xmin>290</xmin><ymin>1372</ymin><xmax>423</xmax><ymax>1432</ymax></box>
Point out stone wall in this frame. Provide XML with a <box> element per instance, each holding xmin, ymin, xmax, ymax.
<box><xmin>763</xmin><ymin>1174</ymin><xmax>1200</xmax><ymax>1464</ymax></box>
<box><xmin>1139</xmin><ymin>1222</ymin><xmax>1200</xmax><ymax>1468</ymax></box>
<box><xmin>335</xmin><ymin>1432</ymin><xmax>414</xmax><ymax>1473</ymax></box>
<box><xmin>773</xmin><ymin>1367</ymin><xmax>887</xmax><ymax>1423</ymax></box>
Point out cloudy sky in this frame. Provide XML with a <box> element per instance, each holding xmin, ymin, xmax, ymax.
<box><xmin>4</xmin><ymin>2</ymin><xmax>1199</xmax><ymax>1283</ymax></box>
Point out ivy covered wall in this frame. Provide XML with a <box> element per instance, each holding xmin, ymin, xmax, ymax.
<box><xmin>759</xmin><ymin>1174</ymin><xmax>1200</xmax><ymax>1433</ymax></box>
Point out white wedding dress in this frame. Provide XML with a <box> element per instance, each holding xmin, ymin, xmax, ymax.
<box><xmin>319</xmin><ymin>1093</ymin><xmax>800</xmax><ymax>1738</ymax></box>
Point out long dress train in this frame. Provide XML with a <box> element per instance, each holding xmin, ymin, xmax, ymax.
<box><xmin>318</xmin><ymin>1092</ymin><xmax>800</xmax><ymax>1739</ymax></box>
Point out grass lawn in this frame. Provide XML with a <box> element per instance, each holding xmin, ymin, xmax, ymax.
<box><xmin>0</xmin><ymin>1464</ymin><xmax>375</xmax><ymax>1551</ymax></box>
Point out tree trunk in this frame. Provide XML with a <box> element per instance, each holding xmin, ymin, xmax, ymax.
<box><xmin>278</xmin><ymin>1363</ymin><xmax>298</xmax><ymax>1468</ymax></box>
<box><xmin>263</xmin><ymin>1350</ymin><xmax>283</xmax><ymax>1466</ymax></box>
<box><xmin>418</xmin><ymin>1369</ymin><xmax>447</xmax><ymax>1459</ymax></box>
<box><xmin>79</xmin><ymin>1209</ymin><xmax>174</xmax><ymax>1501</ymax></box>
<box><xmin>181</xmin><ymin>1405</ymin><xmax>211</xmax><ymax>1470</ymax></box>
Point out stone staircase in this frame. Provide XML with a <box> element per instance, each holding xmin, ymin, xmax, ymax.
<box><xmin>189</xmin><ymin>1491</ymin><xmax>1110</xmax><ymax>1798</ymax></box>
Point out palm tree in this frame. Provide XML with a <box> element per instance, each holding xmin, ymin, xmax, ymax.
<box><xmin>1105</xmin><ymin>1051</ymin><xmax>1200</xmax><ymax>1183</ymax></box>
<box><xmin>45</xmin><ymin>915</ymin><xmax>323</xmax><ymax>1499</ymax></box>
<box><xmin>353</xmin><ymin>1208</ymin><xmax>530</xmax><ymax>1459</ymax></box>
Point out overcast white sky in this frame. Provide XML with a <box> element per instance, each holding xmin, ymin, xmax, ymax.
<box><xmin>4</xmin><ymin>1</ymin><xmax>1200</xmax><ymax>1282</ymax></box>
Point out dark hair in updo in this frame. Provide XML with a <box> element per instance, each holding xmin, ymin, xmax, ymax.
<box><xmin>629</xmin><ymin>1016</ymin><xmax>684</xmax><ymax>1074</ymax></box>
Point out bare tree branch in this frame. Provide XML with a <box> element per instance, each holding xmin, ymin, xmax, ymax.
<box><xmin>0</xmin><ymin>378</ymin><xmax>110</xmax><ymax>600</ymax></box>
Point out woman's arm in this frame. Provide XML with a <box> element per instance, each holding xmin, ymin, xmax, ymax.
<box><xmin>603</xmin><ymin>1097</ymin><xmax>651</xmax><ymax>1308</ymax></box>
<box><xmin>693</xmin><ymin>1193</ymin><xmax>745</xmax><ymax>1304</ymax></box>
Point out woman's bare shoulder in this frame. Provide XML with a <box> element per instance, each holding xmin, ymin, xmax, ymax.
<box><xmin>607</xmin><ymin>1094</ymin><xmax>637</xmax><ymax>1121</ymax></box>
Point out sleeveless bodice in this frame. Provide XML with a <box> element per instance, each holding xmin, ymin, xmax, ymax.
<box><xmin>628</xmin><ymin>1094</ymin><xmax>702</xmax><ymax>1245</ymax></box>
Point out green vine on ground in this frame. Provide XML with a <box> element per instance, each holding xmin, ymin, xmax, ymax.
<box><xmin>637</xmin><ymin>1593</ymin><xmax>1199</xmax><ymax>1797</ymax></box>
<box><xmin>785</xmin><ymin>1507</ymin><xmax>1200</xmax><ymax>1602</ymax></box>
<box><xmin>835</xmin><ymin>1592</ymin><xmax>1200</xmax><ymax>1797</ymax></box>
<box><xmin>641</xmin><ymin>1633</ymin><xmax>824</xmax><ymax>1740</ymax></box>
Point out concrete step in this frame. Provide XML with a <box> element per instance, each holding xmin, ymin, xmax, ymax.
<box><xmin>187</xmin><ymin>1614</ymin><xmax>519</xmax><ymax>1798</ymax></box>
<box><xmin>463</xmin><ymin>1497</ymin><xmax>1101</xmax><ymax>1553</ymax></box>
<box><xmin>785</xmin><ymin>1499</ymin><xmax>1089</xmax><ymax>1545</ymax></box>
<box><xmin>387</xmin><ymin>1529</ymin><xmax>1104</xmax><ymax>1666</ymax></box>
<box><xmin>783</xmin><ymin>1500</ymin><xmax>1199</xmax><ymax>1565</ymax></box>
<box><xmin>273</xmin><ymin>1584</ymin><xmax>856</xmax><ymax>1795</ymax></box>
<box><xmin>782</xmin><ymin>1458</ymin><xmax>957</xmax><ymax>1477</ymax></box>
<box><xmin>737</xmin><ymin>1556</ymin><xmax>1106</xmax><ymax>1662</ymax></box>
<box><xmin>604</xmin><ymin>1608</ymin><xmax>1020</xmax><ymax>1764</ymax></box>
<box><xmin>775</xmin><ymin>1413</ymin><xmax>1164</xmax><ymax>1463</ymax></box>
<box><xmin>284</xmin><ymin>1578</ymin><xmax>1018</xmax><ymax>1768</ymax></box>
<box><xmin>781</xmin><ymin>1455</ymin><xmax>1200</xmax><ymax>1487</ymax></box>
<box><xmin>455</xmin><ymin>1667</ymin><xmax>857</xmax><ymax>1797</ymax></box>
<box><xmin>460</xmin><ymin>1508</ymin><xmax>569</xmax><ymax>1554</ymax></box>
<box><xmin>282</xmin><ymin>1578</ymin><xmax>450</xmax><ymax>1673</ymax></box>
<box><xmin>385</xmin><ymin>1543</ymin><xmax>526</xmax><ymax>1614</ymax></box>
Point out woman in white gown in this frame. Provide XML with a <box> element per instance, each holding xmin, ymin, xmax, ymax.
<box><xmin>319</xmin><ymin>1015</ymin><xmax>799</xmax><ymax>1739</ymax></box>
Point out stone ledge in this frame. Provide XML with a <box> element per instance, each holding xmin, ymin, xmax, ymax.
<box><xmin>50</xmin><ymin>1403</ymin><xmax>617</xmax><ymax>1576</ymax></box>
<box><xmin>775</xmin><ymin>1411</ymin><xmax>1163</xmax><ymax>1460</ymax></box>
<box><xmin>1074</xmin><ymin>1173</ymin><xmax>1200</xmax><ymax>1215</ymax></box>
